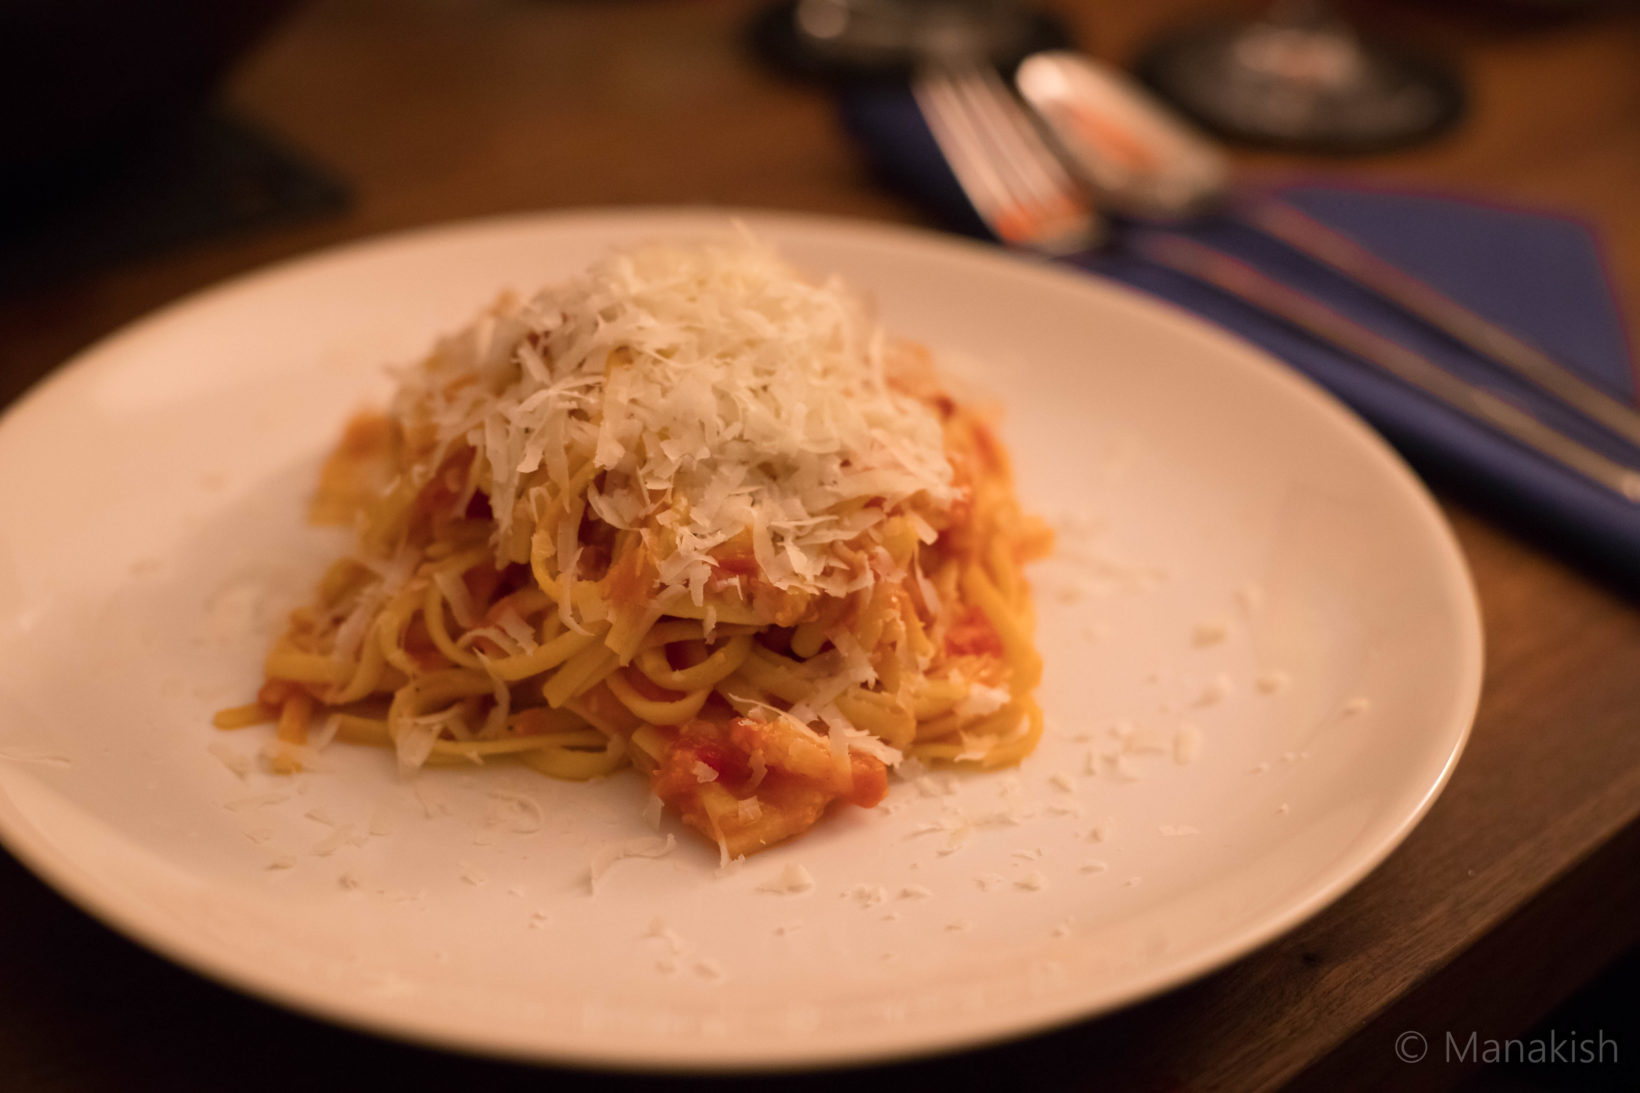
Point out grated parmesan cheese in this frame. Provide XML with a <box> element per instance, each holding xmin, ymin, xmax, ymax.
<box><xmin>848</xmin><ymin>883</ymin><xmax>889</xmax><ymax>908</ymax></box>
<box><xmin>954</xmin><ymin>683</ymin><xmax>1011</xmax><ymax>720</ymax></box>
<box><xmin>641</xmin><ymin>793</ymin><xmax>665</xmax><ymax>830</ymax></box>
<box><xmin>394</xmin><ymin>237</ymin><xmax>956</xmax><ymax>604</ymax></box>
<box><xmin>485</xmin><ymin>788</ymin><xmax>545</xmax><ymax>834</ymax></box>
<box><xmin>588</xmin><ymin>834</ymin><xmax>677</xmax><ymax>893</ymax></box>
<box><xmin>757</xmin><ymin>863</ymin><xmax>816</xmax><ymax>895</ymax></box>
<box><xmin>1255</xmin><ymin>670</ymin><xmax>1292</xmax><ymax>695</ymax></box>
<box><xmin>1174</xmin><ymin>723</ymin><xmax>1203</xmax><ymax>765</ymax></box>
<box><xmin>1191</xmin><ymin>619</ymin><xmax>1230</xmax><ymax>646</ymax></box>
<box><xmin>1195</xmin><ymin>673</ymin><xmax>1233</xmax><ymax>707</ymax></box>
<box><xmin>206</xmin><ymin>740</ymin><xmax>252</xmax><ymax>780</ymax></box>
<box><xmin>311</xmin><ymin>823</ymin><xmax>363</xmax><ymax>858</ymax></box>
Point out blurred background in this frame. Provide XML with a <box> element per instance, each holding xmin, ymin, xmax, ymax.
<box><xmin>2</xmin><ymin>1</ymin><xmax>1634</xmax><ymax>323</ymax></box>
<box><xmin>1</xmin><ymin>2</ymin><xmax>1638</xmax><ymax>1091</ymax></box>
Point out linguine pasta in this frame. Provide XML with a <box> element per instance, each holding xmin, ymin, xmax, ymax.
<box><xmin>218</xmin><ymin>238</ymin><xmax>1050</xmax><ymax>859</ymax></box>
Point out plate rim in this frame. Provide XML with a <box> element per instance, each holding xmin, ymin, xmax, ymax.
<box><xmin>0</xmin><ymin>206</ymin><xmax>1484</xmax><ymax>1071</ymax></box>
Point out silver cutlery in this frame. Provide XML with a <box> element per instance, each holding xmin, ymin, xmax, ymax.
<box><xmin>911</xmin><ymin>56</ymin><xmax>1640</xmax><ymax>504</ymax></box>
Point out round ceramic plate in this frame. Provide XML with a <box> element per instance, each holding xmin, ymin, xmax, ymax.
<box><xmin>0</xmin><ymin>211</ymin><xmax>1481</xmax><ymax>1070</ymax></box>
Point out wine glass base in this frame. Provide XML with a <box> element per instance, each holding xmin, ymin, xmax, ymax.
<box><xmin>747</xmin><ymin>1</ymin><xmax>1073</xmax><ymax>83</ymax></box>
<box><xmin>1135</xmin><ymin>21</ymin><xmax>1465</xmax><ymax>154</ymax></box>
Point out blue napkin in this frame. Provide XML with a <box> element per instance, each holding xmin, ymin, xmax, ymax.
<box><xmin>842</xmin><ymin>89</ymin><xmax>1640</xmax><ymax>586</ymax></box>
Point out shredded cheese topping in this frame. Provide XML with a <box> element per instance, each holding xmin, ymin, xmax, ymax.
<box><xmin>393</xmin><ymin>235</ymin><xmax>956</xmax><ymax>600</ymax></box>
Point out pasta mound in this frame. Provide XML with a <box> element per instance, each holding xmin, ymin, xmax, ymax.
<box><xmin>218</xmin><ymin>239</ymin><xmax>1050</xmax><ymax>859</ymax></box>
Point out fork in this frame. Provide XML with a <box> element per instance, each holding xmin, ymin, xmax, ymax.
<box><xmin>911</xmin><ymin>59</ymin><xmax>1640</xmax><ymax>504</ymax></box>
<box><xmin>911</xmin><ymin>59</ymin><xmax>1104</xmax><ymax>256</ymax></box>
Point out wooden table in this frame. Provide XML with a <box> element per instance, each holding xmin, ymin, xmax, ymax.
<box><xmin>2</xmin><ymin>2</ymin><xmax>1637</xmax><ymax>1089</ymax></box>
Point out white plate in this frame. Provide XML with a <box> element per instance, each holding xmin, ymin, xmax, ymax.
<box><xmin>0</xmin><ymin>211</ymin><xmax>1481</xmax><ymax>1070</ymax></box>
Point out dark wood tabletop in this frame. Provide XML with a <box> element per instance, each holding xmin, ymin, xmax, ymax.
<box><xmin>2</xmin><ymin>2</ymin><xmax>1638</xmax><ymax>1090</ymax></box>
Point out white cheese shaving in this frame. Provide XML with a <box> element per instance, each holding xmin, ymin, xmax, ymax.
<box><xmin>829</xmin><ymin>630</ymin><xmax>878</xmax><ymax>687</ymax></box>
<box><xmin>848</xmin><ymin>883</ymin><xmax>889</xmax><ymax>908</ymax></box>
<box><xmin>485</xmin><ymin>788</ymin><xmax>545</xmax><ymax>833</ymax></box>
<box><xmin>814</xmin><ymin>703</ymin><xmax>903</xmax><ymax>768</ymax></box>
<box><xmin>413</xmin><ymin>780</ymin><xmax>451</xmax><ymax>817</ymax></box>
<box><xmin>644</xmin><ymin>918</ymin><xmax>689</xmax><ymax>954</ymax></box>
<box><xmin>432</xmin><ymin>568</ymin><xmax>480</xmax><ymax>628</ymax></box>
<box><xmin>394</xmin><ymin>712</ymin><xmax>453</xmax><ymax>774</ymax></box>
<box><xmin>587</xmin><ymin>834</ymin><xmax>677</xmax><ymax>894</ymax></box>
<box><xmin>311</xmin><ymin>823</ymin><xmax>363</xmax><ymax>858</ymax></box>
<box><xmin>330</xmin><ymin>548</ymin><xmax>416</xmax><ymax>665</ymax></box>
<box><xmin>260</xmin><ymin>739</ymin><xmax>325</xmax><ymax>772</ymax></box>
<box><xmin>757</xmin><ymin>864</ymin><xmax>816</xmax><ymax>895</ymax></box>
<box><xmin>641</xmin><ymin>794</ymin><xmax>665</xmax><ymax>830</ymax></box>
<box><xmin>493</xmin><ymin>606</ymin><xmax>539</xmax><ymax>653</ymax></box>
<box><xmin>206</xmin><ymin>740</ymin><xmax>252</xmax><ymax>780</ymax></box>
<box><xmin>692</xmin><ymin>761</ymin><xmax>719</xmax><ymax>783</ymax></box>
<box><xmin>395</xmin><ymin>237</ymin><xmax>956</xmax><ymax>602</ymax></box>
<box><xmin>1196</xmin><ymin>673</ymin><xmax>1233</xmax><ymax>706</ymax></box>
<box><xmin>1174</xmin><ymin>723</ymin><xmax>1204</xmax><ymax>764</ymax></box>
<box><xmin>1255</xmin><ymin>670</ymin><xmax>1292</xmax><ymax>694</ymax></box>
<box><xmin>955</xmin><ymin>682</ymin><xmax>1011</xmax><ymax>719</ymax></box>
<box><xmin>224</xmin><ymin>789</ymin><xmax>295</xmax><ymax>812</ymax></box>
<box><xmin>1191</xmin><ymin>619</ymin><xmax>1230</xmax><ymax>646</ymax></box>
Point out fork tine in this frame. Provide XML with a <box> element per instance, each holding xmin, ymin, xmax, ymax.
<box><xmin>956</xmin><ymin>63</ymin><xmax>1080</xmax><ymax>209</ymax></box>
<box><xmin>913</xmin><ymin>62</ymin><xmax>1103</xmax><ymax>255</ymax></box>
<box><xmin>912</xmin><ymin>70</ymin><xmax>1018</xmax><ymax>238</ymax></box>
